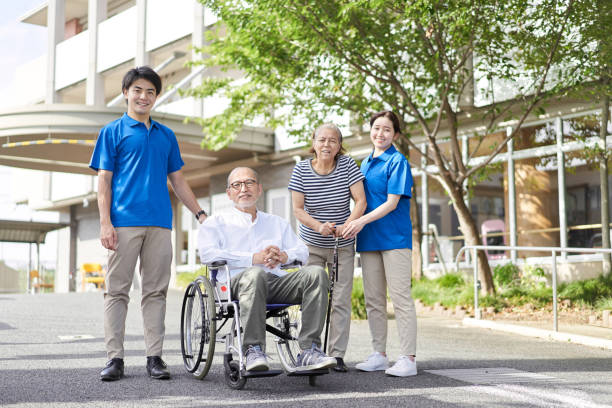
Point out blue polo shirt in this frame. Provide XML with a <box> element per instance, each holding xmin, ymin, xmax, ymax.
<box><xmin>89</xmin><ymin>113</ymin><xmax>184</xmax><ymax>229</ymax></box>
<box><xmin>356</xmin><ymin>145</ymin><xmax>413</xmax><ymax>252</ymax></box>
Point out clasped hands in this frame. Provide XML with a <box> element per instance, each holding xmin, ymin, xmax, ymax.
<box><xmin>318</xmin><ymin>219</ymin><xmax>365</xmax><ymax>240</ymax></box>
<box><xmin>253</xmin><ymin>245</ymin><xmax>288</xmax><ymax>268</ymax></box>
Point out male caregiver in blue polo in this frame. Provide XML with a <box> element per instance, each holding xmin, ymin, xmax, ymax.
<box><xmin>90</xmin><ymin>66</ymin><xmax>207</xmax><ymax>381</ymax></box>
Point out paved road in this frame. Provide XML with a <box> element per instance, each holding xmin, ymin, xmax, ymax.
<box><xmin>1</xmin><ymin>290</ymin><xmax>611</xmax><ymax>407</ymax></box>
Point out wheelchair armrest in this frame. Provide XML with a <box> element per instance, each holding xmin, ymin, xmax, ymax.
<box><xmin>281</xmin><ymin>261</ymin><xmax>302</xmax><ymax>270</ymax></box>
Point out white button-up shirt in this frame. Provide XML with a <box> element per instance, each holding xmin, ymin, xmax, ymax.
<box><xmin>197</xmin><ymin>207</ymin><xmax>308</xmax><ymax>279</ymax></box>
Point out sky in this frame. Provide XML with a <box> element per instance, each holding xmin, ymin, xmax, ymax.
<box><xmin>0</xmin><ymin>1</ymin><xmax>47</xmax><ymax>105</ymax></box>
<box><xmin>0</xmin><ymin>1</ymin><xmax>55</xmax><ymax>270</ymax></box>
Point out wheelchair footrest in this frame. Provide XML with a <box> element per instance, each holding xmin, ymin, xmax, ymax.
<box><xmin>242</xmin><ymin>369</ymin><xmax>283</xmax><ymax>378</ymax></box>
<box><xmin>287</xmin><ymin>368</ymin><xmax>329</xmax><ymax>376</ymax></box>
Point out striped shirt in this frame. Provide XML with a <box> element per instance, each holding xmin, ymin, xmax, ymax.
<box><xmin>288</xmin><ymin>155</ymin><xmax>364</xmax><ymax>248</ymax></box>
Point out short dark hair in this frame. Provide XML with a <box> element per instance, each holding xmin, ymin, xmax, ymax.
<box><xmin>121</xmin><ymin>66</ymin><xmax>162</xmax><ymax>95</ymax></box>
<box><xmin>370</xmin><ymin>111</ymin><xmax>401</xmax><ymax>134</ymax></box>
<box><xmin>308</xmin><ymin>123</ymin><xmax>346</xmax><ymax>160</ymax></box>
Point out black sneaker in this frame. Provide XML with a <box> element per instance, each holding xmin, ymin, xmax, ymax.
<box><xmin>146</xmin><ymin>356</ymin><xmax>170</xmax><ymax>379</ymax></box>
<box><xmin>333</xmin><ymin>357</ymin><xmax>348</xmax><ymax>372</ymax></box>
<box><xmin>100</xmin><ymin>358</ymin><xmax>124</xmax><ymax>381</ymax></box>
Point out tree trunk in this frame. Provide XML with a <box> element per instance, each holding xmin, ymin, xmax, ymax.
<box><xmin>601</xmin><ymin>92</ymin><xmax>611</xmax><ymax>276</ymax></box>
<box><xmin>449</xmin><ymin>186</ymin><xmax>496</xmax><ymax>295</ymax></box>
<box><xmin>411</xmin><ymin>184</ymin><xmax>423</xmax><ymax>280</ymax></box>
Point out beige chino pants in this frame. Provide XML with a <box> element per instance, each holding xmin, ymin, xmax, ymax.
<box><xmin>307</xmin><ymin>244</ymin><xmax>355</xmax><ymax>358</ymax></box>
<box><xmin>104</xmin><ymin>226</ymin><xmax>172</xmax><ymax>359</ymax></box>
<box><xmin>360</xmin><ymin>248</ymin><xmax>417</xmax><ymax>356</ymax></box>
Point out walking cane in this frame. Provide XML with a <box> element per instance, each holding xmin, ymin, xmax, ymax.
<box><xmin>323</xmin><ymin>236</ymin><xmax>339</xmax><ymax>354</ymax></box>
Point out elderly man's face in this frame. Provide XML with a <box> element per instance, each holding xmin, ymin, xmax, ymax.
<box><xmin>226</xmin><ymin>168</ymin><xmax>262</xmax><ymax>209</ymax></box>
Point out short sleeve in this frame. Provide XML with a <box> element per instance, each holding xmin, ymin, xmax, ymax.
<box><xmin>345</xmin><ymin>156</ymin><xmax>365</xmax><ymax>186</ymax></box>
<box><xmin>288</xmin><ymin>161</ymin><xmax>305</xmax><ymax>193</ymax></box>
<box><xmin>386</xmin><ymin>156</ymin><xmax>413</xmax><ymax>197</ymax></box>
<box><xmin>89</xmin><ymin>126</ymin><xmax>117</xmax><ymax>172</ymax></box>
<box><xmin>167</xmin><ymin>129</ymin><xmax>184</xmax><ymax>174</ymax></box>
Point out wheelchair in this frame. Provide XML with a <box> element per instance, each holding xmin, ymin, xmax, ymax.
<box><xmin>180</xmin><ymin>260</ymin><xmax>330</xmax><ymax>390</ymax></box>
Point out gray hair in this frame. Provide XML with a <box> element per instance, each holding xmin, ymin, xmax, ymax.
<box><xmin>313</xmin><ymin>123</ymin><xmax>343</xmax><ymax>143</ymax></box>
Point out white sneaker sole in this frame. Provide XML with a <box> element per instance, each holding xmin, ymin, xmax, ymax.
<box><xmin>385</xmin><ymin>369</ymin><xmax>417</xmax><ymax>377</ymax></box>
<box><xmin>355</xmin><ymin>365</ymin><xmax>388</xmax><ymax>372</ymax></box>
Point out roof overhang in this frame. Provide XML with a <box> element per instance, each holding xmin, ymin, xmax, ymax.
<box><xmin>0</xmin><ymin>104</ymin><xmax>274</xmax><ymax>189</ymax></box>
<box><xmin>0</xmin><ymin>219</ymin><xmax>69</xmax><ymax>244</ymax></box>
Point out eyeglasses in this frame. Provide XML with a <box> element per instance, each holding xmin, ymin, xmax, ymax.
<box><xmin>314</xmin><ymin>138</ymin><xmax>339</xmax><ymax>146</ymax></box>
<box><xmin>229</xmin><ymin>179</ymin><xmax>258</xmax><ymax>191</ymax></box>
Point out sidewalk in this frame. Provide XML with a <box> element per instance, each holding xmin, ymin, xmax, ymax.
<box><xmin>413</xmin><ymin>301</ymin><xmax>612</xmax><ymax>350</ymax></box>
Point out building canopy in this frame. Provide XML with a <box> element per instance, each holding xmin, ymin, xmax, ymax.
<box><xmin>0</xmin><ymin>219</ymin><xmax>68</xmax><ymax>244</ymax></box>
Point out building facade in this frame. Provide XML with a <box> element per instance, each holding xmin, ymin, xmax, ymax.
<box><xmin>0</xmin><ymin>0</ymin><xmax>610</xmax><ymax>293</ymax></box>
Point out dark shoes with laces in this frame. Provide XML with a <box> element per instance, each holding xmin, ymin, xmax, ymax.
<box><xmin>100</xmin><ymin>356</ymin><xmax>170</xmax><ymax>381</ymax></box>
<box><xmin>146</xmin><ymin>356</ymin><xmax>171</xmax><ymax>379</ymax></box>
<box><xmin>100</xmin><ymin>358</ymin><xmax>124</xmax><ymax>381</ymax></box>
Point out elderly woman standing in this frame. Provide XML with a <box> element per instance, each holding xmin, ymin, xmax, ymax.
<box><xmin>343</xmin><ymin>111</ymin><xmax>417</xmax><ymax>377</ymax></box>
<box><xmin>288</xmin><ymin>123</ymin><xmax>366</xmax><ymax>372</ymax></box>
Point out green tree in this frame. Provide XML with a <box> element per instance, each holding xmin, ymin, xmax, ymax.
<box><xmin>188</xmin><ymin>0</ymin><xmax>589</xmax><ymax>294</ymax></box>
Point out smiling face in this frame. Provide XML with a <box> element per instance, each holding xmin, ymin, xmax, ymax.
<box><xmin>370</xmin><ymin>116</ymin><xmax>399</xmax><ymax>153</ymax></box>
<box><xmin>123</xmin><ymin>78</ymin><xmax>157</xmax><ymax>122</ymax></box>
<box><xmin>313</xmin><ymin>127</ymin><xmax>341</xmax><ymax>162</ymax></box>
<box><xmin>226</xmin><ymin>167</ymin><xmax>263</xmax><ymax>210</ymax></box>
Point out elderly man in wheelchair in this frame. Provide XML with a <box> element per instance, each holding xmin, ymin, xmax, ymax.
<box><xmin>181</xmin><ymin>166</ymin><xmax>336</xmax><ymax>389</ymax></box>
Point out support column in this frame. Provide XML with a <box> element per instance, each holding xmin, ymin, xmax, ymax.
<box><xmin>136</xmin><ymin>0</ymin><xmax>149</xmax><ymax>66</ymax></box>
<box><xmin>192</xmin><ymin>2</ymin><xmax>205</xmax><ymax>117</ymax></box>
<box><xmin>46</xmin><ymin>0</ymin><xmax>65</xmax><ymax>103</ymax></box>
<box><xmin>86</xmin><ymin>0</ymin><xmax>107</xmax><ymax>106</ymax></box>
<box><xmin>507</xmin><ymin>127</ymin><xmax>517</xmax><ymax>263</ymax></box>
<box><xmin>421</xmin><ymin>143</ymin><xmax>429</xmax><ymax>269</ymax></box>
<box><xmin>171</xmin><ymin>201</ymin><xmax>182</xmax><ymax>288</ymax></box>
<box><xmin>69</xmin><ymin>205</ymin><xmax>78</xmax><ymax>292</ymax></box>
<box><xmin>462</xmin><ymin>135</ymin><xmax>471</xmax><ymax>264</ymax></box>
<box><xmin>556</xmin><ymin>117</ymin><xmax>568</xmax><ymax>259</ymax></box>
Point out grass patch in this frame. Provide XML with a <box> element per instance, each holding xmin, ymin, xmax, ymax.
<box><xmin>411</xmin><ymin>268</ymin><xmax>612</xmax><ymax>313</ymax></box>
<box><xmin>175</xmin><ymin>267</ymin><xmax>207</xmax><ymax>289</ymax></box>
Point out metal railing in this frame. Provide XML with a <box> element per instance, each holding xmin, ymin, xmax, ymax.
<box><xmin>455</xmin><ymin>245</ymin><xmax>612</xmax><ymax>332</ymax></box>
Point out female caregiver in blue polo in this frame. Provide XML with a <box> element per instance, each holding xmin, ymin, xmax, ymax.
<box><xmin>343</xmin><ymin>110</ymin><xmax>417</xmax><ymax>377</ymax></box>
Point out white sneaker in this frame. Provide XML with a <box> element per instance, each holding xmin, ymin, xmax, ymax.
<box><xmin>355</xmin><ymin>352</ymin><xmax>389</xmax><ymax>372</ymax></box>
<box><xmin>385</xmin><ymin>355</ymin><xmax>417</xmax><ymax>377</ymax></box>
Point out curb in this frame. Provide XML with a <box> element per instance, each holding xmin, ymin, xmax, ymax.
<box><xmin>462</xmin><ymin>317</ymin><xmax>612</xmax><ymax>350</ymax></box>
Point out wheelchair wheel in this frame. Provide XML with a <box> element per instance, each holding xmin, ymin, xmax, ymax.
<box><xmin>180</xmin><ymin>277</ymin><xmax>216</xmax><ymax>379</ymax></box>
<box><xmin>225</xmin><ymin>360</ymin><xmax>247</xmax><ymax>390</ymax></box>
<box><xmin>274</xmin><ymin>305</ymin><xmax>302</xmax><ymax>368</ymax></box>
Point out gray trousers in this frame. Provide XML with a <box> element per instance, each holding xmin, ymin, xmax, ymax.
<box><xmin>104</xmin><ymin>227</ymin><xmax>172</xmax><ymax>359</ymax></box>
<box><xmin>307</xmin><ymin>244</ymin><xmax>355</xmax><ymax>358</ymax></box>
<box><xmin>230</xmin><ymin>265</ymin><xmax>329</xmax><ymax>351</ymax></box>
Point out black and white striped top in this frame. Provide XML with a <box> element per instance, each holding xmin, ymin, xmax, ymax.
<box><xmin>288</xmin><ymin>155</ymin><xmax>364</xmax><ymax>248</ymax></box>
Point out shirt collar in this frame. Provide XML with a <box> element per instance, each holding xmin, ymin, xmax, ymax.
<box><xmin>122</xmin><ymin>112</ymin><xmax>158</xmax><ymax>129</ymax></box>
<box><xmin>367</xmin><ymin>144</ymin><xmax>398</xmax><ymax>162</ymax></box>
<box><xmin>231</xmin><ymin>206</ymin><xmax>259</xmax><ymax>225</ymax></box>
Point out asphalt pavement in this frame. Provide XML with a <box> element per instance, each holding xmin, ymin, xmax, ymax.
<box><xmin>1</xmin><ymin>290</ymin><xmax>611</xmax><ymax>407</ymax></box>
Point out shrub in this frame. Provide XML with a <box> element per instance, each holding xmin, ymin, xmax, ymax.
<box><xmin>493</xmin><ymin>263</ymin><xmax>520</xmax><ymax>288</ymax></box>
<box><xmin>351</xmin><ymin>277</ymin><xmax>367</xmax><ymax>320</ymax></box>
<box><xmin>436</xmin><ymin>273</ymin><xmax>465</xmax><ymax>288</ymax></box>
<box><xmin>175</xmin><ymin>267</ymin><xmax>206</xmax><ymax>289</ymax></box>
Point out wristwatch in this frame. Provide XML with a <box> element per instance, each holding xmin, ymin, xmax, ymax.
<box><xmin>195</xmin><ymin>210</ymin><xmax>207</xmax><ymax>220</ymax></box>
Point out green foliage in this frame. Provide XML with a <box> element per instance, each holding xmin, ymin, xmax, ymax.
<box><xmin>175</xmin><ymin>267</ymin><xmax>207</xmax><ymax>289</ymax></box>
<box><xmin>595</xmin><ymin>297</ymin><xmax>612</xmax><ymax>311</ymax></box>
<box><xmin>559</xmin><ymin>274</ymin><xmax>612</xmax><ymax>304</ymax></box>
<box><xmin>412</xmin><ymin>275</ymin><xmax>473</xmax><ymax>308</ymax></box>
<box><xmin>351</xmin><ymin>277</ymin><xmax>367</xmax><ymax>320</ymax></box>
<box><xmin>436</xmin><ymin>273</ymin><xmax>465</xmax><ymax>288</ymax></box>
<box><xmin>493</xmin><ymin>263</ymin><xmax>520</xmax><ymax>288</ymax></box>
